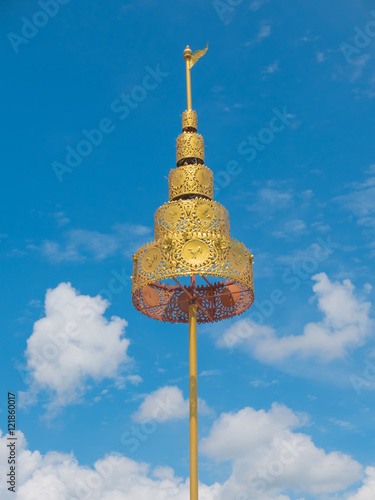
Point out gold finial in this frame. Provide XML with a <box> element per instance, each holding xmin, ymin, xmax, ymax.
<box><xmin>184</xmin><ymin>45</ymin><xmax>192</xmax><ymax>60</ymax></box>
<box><xmin>184</xmin><ymin>45</ymin><xmax>193</xmax><ymax>110</ymax></box>
<box><xmin>183</xmin><ymin>43</ymin><xmax>209</xmax><ymax>111</ymax></box>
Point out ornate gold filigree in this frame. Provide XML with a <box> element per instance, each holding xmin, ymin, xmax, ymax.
<box><xmin>169</xmin><ymin>165</ymin><xmax>213</xmax><ymax>200</ymax></box>
<box><xmin>182</xmin><ymin>110</ymin><xmax>197</xmax><ymax>130</ymax></box>
<box><xmin>141</xmin><ymin>247</ymin><xmax>161</xmax><ymax>273</ymax></box>
<box><xmin>154</xmin><ymin>199</ymin><xmax>230</xmax><ymax>241</ymax></box>
<box><xmin>132</xmin><ymin>279</ymin><xmax>254</xmax><ymax>324</ymax></box>
<box><xmin>229</xmin><ymin>246</ymin><xmax>247</xmax><ymax>273</ymax></box>
<box><xmin>176</xmin><ymin>133</ymin><xmax>204</xmax><ymax>164</ymax></box>
<box><xmin>182</xmin><ymin>239</ymin><xmax>210</xmax><ymax>264</ymax></box>
<box><xmin>164</xmin><ymin>204</ymin><xmax>183</xmax><ymax>223</ymax></box>
<box><xmin>132</xmin><ymin>236</ymin><xmax>253</xmax><ymax>293</ymax></box>
<box><xmin>132</xmin><ymin>58</ymin><xmax>255</xmax><ymax>324</ymax></box>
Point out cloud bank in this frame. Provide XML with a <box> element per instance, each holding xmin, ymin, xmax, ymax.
<box><xmin>218</xmin><ymin>273</ymin><xmax>372</xmax><ymax>362</ymax></box>
<box><xmin>20</xmin><ymin>283</ymin><xmax>132</xmax><ymax>414</ymax></box>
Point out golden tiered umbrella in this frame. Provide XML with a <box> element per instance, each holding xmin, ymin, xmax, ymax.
<box><xmin>132</xmin><ymin>44</ymin><xmax>254</xmax><ymax>500</ymax></box>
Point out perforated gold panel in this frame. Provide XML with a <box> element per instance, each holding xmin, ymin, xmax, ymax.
<box><xmin>132</xmin><ymin>85</ymin><xmax>255</xmax><ymax>324</ymax></box>
<box><xmin>132</xmin><ymin>280</ymin><xmax>254</xmax><ymax>324</ymax></box>
<box><xmin>132</xmin><ymin>236</ymin><xmax>253</xmax><ymax>292</ymax></box>
<box><xmin>169</xmin><ymin>165</ymin><xmax>214</xmax><ymax>200</ymax></box>
<box><xmin>182</xmin><ymin>110</ymin><xmax>197</xmax><ymax>130</ymax></box>
<box><xmin>176</xmin><ymin>133</ymin><xmax>204</xmax><ymax>164</ymax></box>
<box><xmin>154</xmin><ymin>198</ymin><xmax>230</xmax><ymax>240</ymax></box>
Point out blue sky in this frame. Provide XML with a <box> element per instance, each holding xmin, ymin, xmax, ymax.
<box><xmin>1</xmin><ymin>0</ymin><xmax>375</xmax><ymax>498</ymax></box>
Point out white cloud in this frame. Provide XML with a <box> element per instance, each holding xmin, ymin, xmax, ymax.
<box><xmin>330</xmin><ymin>418</ymin><xmax>356</xmax><ymax>431</ymax></box>
<box><xmin>246</xmin><ymin>22</ymin><xmax>272</xmax><ymax>46</ymax></box>
<box><xmin>133</xmin><ymin>386</ymin><xmax>213</xmax><ymax>423</ymax></box>
<box><xmin>201</xmin><ymin>404</ymin><xmax>303</xmax><ymax>460</ymax></box>
<box><xmin>0</xmin><ymin>429</ymin><xmax>202</xmax><ymax>500</ymax></box>
<box><xmin>260</xmin><ymin>188</ymin><xmax>292</xmax><ymax>208</ymax></box>
<box><xmin>53</xmin><ymin>211</ymin><xmax>70</xmax><ymax>227</ymax></box>
<box><xmin>201</xmin><ymin>403</ymin><xmax>363</xmax><ymax>499</ymax></box>
<box><xmin>218</xmin><ymin>273</ymin><xmax>372</xmax><ymax>362</ymax></box>
<box><xmin>348</xmin><ymin>467</ymin><xmax>375</xmax><ymax>500</ymax></box>
<box><xmin>20</xmin><ymin>283</ymin><xmax>132</xmax><ymax>414</ymax></box>
<box><xmin>218</xmin><ymin>322</ymin><xmax>273</xmax><ymax>350</ymax></box>
<box><xmin>200</xmin><ymin>369</ymin><xmax>221</xmax><ymax>377</ymax></box>
<box><xmin>249</xmin><ymin>379</ymin><xmax>279</xmax><ymax>388</ymax></box>
<box><xmin>247</xmin><ymin>187</ymin><xmax>293</xmax><ymax>217</ymax></box>
<box><xmin>276</xmin><ymin>239</ymin><xmax>334</xmax><ymax>266</ymax></box>
<box><xmin>363</xmin><ymin>74</ymin><xmax>375</xmax><ymax>99</ymax></box>
<box><xmin>298</xmin><ymin>35</ymin><xmax>321</xmax><ymax>44</ymax></box>
<box><xmin>316</xmin><ymin>49</ymin><xmax>337</xmax><ymax>63</ymax></box>
<box><xmin>336</xmin><ymin>166</ymin><xmax>375</xmax><ymax>229</ymax></box>
<box><xmin>350</xmin><ymin>54</ymin><xmax>371</xmax><ymax>82</ymax></box>
<box><xmin>33</xmin><ymin>239</ymin><xmax>80</xmax><ymax>263</ymax></box>
<box><xmin>0</xmin><ymin>407</ymin><xmax>369</xmax><ymax>500</ymax></box>
<box><xmin>335</xmin><ymin>165</ymin><xmax>375</xmax><ymax>246</ymax></box>
<box><xmin>272</xmin><ymin>219</ymin><xmax>307</xmax><ymax>239</ymax></box>
<box><xmin>257</xmin><ymin>23</ymin><xmax>271</xmax><ymax>41</ymax></box>
<box><xmin>249</xmin><ymin>0</ymin><xmax>270</xmax><ymax>12</ymax></box>
<box><xmin>312</xmin><ymin>221</ymin><xmax>331</xmax><ymax>233</ymax></box>
<box><xmin>316</xmin><ymin>51</ymin><xmax>327</xmax><ymax>63</ymax></box>
<box><xmin>116</xmin><ymin>374</ymin><xmax>143</xmax><ymax>389</ymax></box>
<box><xmin>262</xmin><ymin>60</ymin><xmax>280</xmax><ymax>74</ymax></box>
<box><xmin>62</xmin><ymin>229</ymin><xmax>120</xmax><ymax>260</ymax></box>
<box><xmin>29</xmin><ymin>223</ymin><xmax>151</xmax><ymax>263</ymax></box>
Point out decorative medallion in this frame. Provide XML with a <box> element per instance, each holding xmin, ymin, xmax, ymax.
<box><xmin>170</xmin><ymin>169</ymin><xmax>186</xmax><ymax>188</ymax></box>
<box><xmin>182</xmin><ymin>239</ymin><xmax>210</xmax><ymax>265</ymax></box>
<box><xmin>141</xmin><ymin>247</ymin><xmax>161</xmax><ymax>272</ymax></box>
<box><xmin>177</xmin><ymin>291</ymin><xmax>191</xmax><ymax>313</ymax></box>
<box><xmin>196</xmin><ymin>168</ymin><xmax>212</xmax><ymax>187</ymax></box>
<box><xmin>229</xmin><ymin>246</ymin><xmax>246</xmax><ymax>272</ymax></box>
<box><xmin>196</xmin><ymin>203</ymin><xmax>214</xmax><ymax>223</ymax></box>
<box><xmin>220</xmin><ymin>283</ymin><xmax>241</xmax><ymax>308</ymax></box>
<box><xmin>142</xmin><ymin>285</ymin><xmax>160</xmax><ymax>307</ymax></box>
<box><xmin>164</xmin><ymin>204</ymin><xmax>182</xmax><ymax>224</ymax></box>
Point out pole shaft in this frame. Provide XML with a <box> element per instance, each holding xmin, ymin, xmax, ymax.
<box><xmin>189</xmin><ymin>302</ymin><xmax>198</xmax><ymax>500</ymax></box>
<box><xmin>186</xmin><ymin>62</ymin><xmax>192</xmax><ymax>110</ymax></box>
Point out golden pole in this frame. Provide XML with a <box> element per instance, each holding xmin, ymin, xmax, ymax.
<box><xmin>184</xmin><ymin>45</ymin><xmax>193</xmax><ymax>110</ymax></box>
<box><xmin>189</xmin><ymin>298</ymin><xmax>198</xmax><ymax>500</ymax></box>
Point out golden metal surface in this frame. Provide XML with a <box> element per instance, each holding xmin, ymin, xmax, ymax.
<box><xmin>220</xmin><ymin>283</ymin><xmax>241</xmax><ymax>308</ymax></box>
<box><xmin>163</xmin><ymin>204</ymin><xmax>183</xmax><ymax>223</ymax></box>
<box><xmin>196</xmin><ymin>167</ymin><xmax>212</xmax><ymax>187</ymax></box>
<box><xmin>229</xmin><ymin>245</ymin><xmax>247</xmax><ymax>273</ymax></box>
<box><xmin>169</xmin><ymin>165</ymin><xmax>213</xmax><ymax>200</ymax></box>
<box><xmin>189</xmin><ymin>302</ymin><xmax>198</xmax><ymax>500</ymax></box>
<box><xmin>169</xmin><ymin>168</ymin><xmax>186</xmax><ymax>191</ymax></box>
<box><xmin>132</xmin><ymin>237</ymin><xmax>253</xmax><ymax>292</ymax></box>
<box><xmin>154</xmin><ymin>199</ymin><xmax>230</xmax><ymax>241</ymax></box>
<box><xmin>184</xmin><ymin>43</ymin><xmax>208</xmax><ymax>111</ymax></box>
<box><xmin>176</xmin><ymin>133</ymin><xmax>204</xmax><ymax>164</ymax></box>
<box><xmin>182</xmin><ymin>239</ymin><xmax>210</xmax><ymax>264</ymax></box>
<box><xmin>196</xmin><ymin>202</ymin><xmax>214</xmax><ymax>222</ymax></box>
<box><xmin>184</xmin><ymin>45</ymin><xmax>193</xmax><ymax>110</ymax></box>
<box><xmin>132</xmin><ymin>43</ymin><xmax>254</xmax><ymax>319</ymax></box>
<box><xmin>142</xmin><ymin>285</ymin><xmax>160</xmax><ymax>307</ymax></box>
<box><xmin>141</xmin><ymin>247</ymin><xmax>161</xmax><ymax>273</ymax></box>
<box><xmin>187</xmin><ymin>42</ymin><xmax>209</xmax><ymax>70</ymax></box>
<box><xmin>182</xmin><ymin>110</ymin><xmax>197</xmax><ymax>130</ymax></box>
